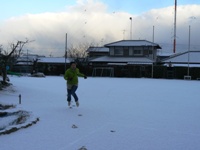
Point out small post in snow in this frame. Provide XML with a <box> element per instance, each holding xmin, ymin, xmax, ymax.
<box><xmin>19</xmin><ymin>94</ymin><xmax>21</xmax><ymax>104</ymax></box>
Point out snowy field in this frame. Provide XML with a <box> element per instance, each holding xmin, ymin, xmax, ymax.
<box><xmin>1</xmin><ymin>75</ymin><xmax>200</xmax><ymax>150</ymax></box>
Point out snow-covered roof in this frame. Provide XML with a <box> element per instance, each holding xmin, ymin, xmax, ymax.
<box><xmin>172</xmin><ymin>64</ymin><xmax>200</xmax><ymax>67</ymax></box>
<box><xmin>90</xmin><ymin>56</ymin><xmax>153</xmax><ymax>64</ymax></box>
<box><xmin>15</xmin><ymin>62</ymin><xmax>33</xmax><ymax>65</ymax></box>
<box><xmin>162</xmin><ymin>51</ymin><xmax>200</xmax><ymax>63</ymax></box>
<box><xmin>18</xmin><ymin>54</ymin><xmax>45</xmax><ymax>60</ymax></box>
<box><xmin>157</xmin><ymin>53</ymin><xmax>175</xmax><ymax>57</ymax></box>
<box><xmin>87</xmin><ymin>47</ymin><xmax>109</xmax><ymax>52</ymax></box>
<box><xmin>105</xmin><ymin>40</ymin><xmax>161</xmax><ymax>49</ymax></box>
<box><xmin>38</xmin><ymin>57</ymin><xmax>73</xmax><ymax>64</ymax></box>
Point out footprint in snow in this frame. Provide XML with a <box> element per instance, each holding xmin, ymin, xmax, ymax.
<box><xmin>72</xmin><ymin>124</ymin><xmax>78</xmax><ymax>129</ymax></box>
<box><xmin>78</xmin><ymin>146</ymin><xmax>87</xmax><ymax>150</ymax></box>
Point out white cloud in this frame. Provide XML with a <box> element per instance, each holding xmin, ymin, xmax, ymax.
<box><xmin>67</xmin><ymin>0</ymin><xmax>107</xmax><ymax>13</ymax></box>
<box><xmin>0</xmin><ymin>1</ymin><xmax>200</xmax><ymax>56</ymax></box>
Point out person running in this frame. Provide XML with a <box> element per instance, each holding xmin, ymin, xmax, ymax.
<box><xmin>64</xmin><ymin>62</ymin><xmax>87</xmax><ymax>107</ymax></box>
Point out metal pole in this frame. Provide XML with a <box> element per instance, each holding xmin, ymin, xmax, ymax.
<box><xmin>151</xmin><ymin>26</ymin><xmax>155</xmax><ymax>78</ymax></box>
<box><xmin>187</xmin><ymin>25</ymin><xmax>191</xmax><ymax>76</ymax></box>
<box><xmin>65</xmin><ymin>33</ymin><xmax>67</xmax><ymax>72</ymax></box>
<box><xmin>19</xmin><ymin>94</ymin><xmax>21</xmax><ymax>104</ymax></box>
<box><xmin>173</xmin><ymin>0</ymin><xmax>177</xmax><ymax>53</ymax></box>
<box><xmin>27</xmin><ymin>49</ymin><xmax>29</xmax><ymax>73</ymax></box>
<box><xmin>130</xmin><ymin>17</ymin><xmax>132</xmax><ymax>40</ymax></box>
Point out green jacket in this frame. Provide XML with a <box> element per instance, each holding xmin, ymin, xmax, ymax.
<box><xmin>64</xmin><ymin>68</ymin><xmax>85</xmax><ymax>85</ymax></box>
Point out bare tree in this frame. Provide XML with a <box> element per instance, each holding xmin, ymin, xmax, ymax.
<box><xmin>67</xmin><ymin>42</ymin><xmax>91</xmax><ymax>59</ymax></box>
<box><xmin>0</xmin><ymin>40</ymin><xmax>29</xmax><ymax>84</ymax></box>
<box><xmin>66</xmin><ymin>42</ymin><xmax>96</xmax><ymax>66</ymax></box>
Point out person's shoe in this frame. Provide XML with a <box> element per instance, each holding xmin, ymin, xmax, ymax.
<box><xmin>68</xmin><ymin>101</ymin><xmax>71</xmax><ymax>106</ymax></box>
<box><xmin>76</xmin><ymin>101</ymin><xmax>79</xmax><ymax>107</ymax></box>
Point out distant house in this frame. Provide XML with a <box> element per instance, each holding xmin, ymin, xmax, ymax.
<box><xmin>90</xmin><ymin>40</ymin><xmax>161</xmax><ymax>65</ymax></box>
<box><xmin>37</xmin><ymin>57</ymin><xmax>73</xmax><ymax>75</ymax></box>
<box><xmin>13</xmin><ymin>54</ymin><xmax>41</xmax><ymax>73</ymax></box>
<box><xmin>162</xmin><ymin>51</ymin><xmax>200</xmax><ymax>67</ymax></box>
<box><xmin>89</xmin><ymin>40</ymin><xmax>162</xmax><ymax>77</ymax></box>
<box><xmin>13</xmin><ymin>55</ymin><xmax>73</xmax><ymax>75</ymax></box>
<box><xmin>162</xmin><ymin>51</ymin><xmax>200</xmax><ymax>79</ymax></box>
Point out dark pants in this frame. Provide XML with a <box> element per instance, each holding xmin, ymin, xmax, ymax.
<box><xmin>67</xmin><ymin>85</ymin><xmax>78</xmax><ymax>102</ymax></box>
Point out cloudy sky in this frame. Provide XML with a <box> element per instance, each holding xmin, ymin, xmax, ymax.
<box><xmin>0</xmin><ymin>0</ymin><xmax>200</xmax><ymax>56</ymax></box>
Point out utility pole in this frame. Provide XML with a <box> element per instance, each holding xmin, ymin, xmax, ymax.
<box><xmin>187</xmin><ymin>25</ymin><xmax>191</xmax><ymax>76</ymax></box>
<box><xmin>27</xmin><ymin>49</ymin><xmax>28</xmax><ymax>67</ymax></box>
<box><xmin>173</xmin><ymin>0</ymin><xmax>177</xmax><ymax>53</ymax></box>
<box><xmin>151</xmin><ymin>26</ymin><xmax>155</xmax><ymax>78</ymax></box>
<box><xmin>130</xmin><ymin>17</ymin><xmax>132</xmax><ymax>40</ymax></box>
<box><xmin>65</xmin><ymin>33</ymin><xmax>67</xmax><ymax>72</ymax></box>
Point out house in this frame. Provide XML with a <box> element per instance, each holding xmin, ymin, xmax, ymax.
<box><xmin>90</xmin><ymin>40</ymin><xmax>161</xmax><ymax>64</ymax></box>
<box><xmin>13</xmin><ymin>54</ymin><xmax>41</xmax><ymax>73</ymax></box>
<box><xmin>162</xmin><ymin>51</ymin><xmax>200</xmax><ymax>79</ymax></box>
<box><xmin>13</xmin><ymin>55</ymin><xmax>73</xmax><ymax>75</ymax></box>
<box><xmin>162</xmin><ymin>51</ymin><xmax>200</xmax><ymax>67</ymax></box>
<box><xmin>36</xmin><ymin>57</ymin><xmax>73</xmax><ymax>75</ymax></box>
<box><xmin>89</xmin><ymin>40</ymin><xmax>162</xmax><ymax>77</ymax></box>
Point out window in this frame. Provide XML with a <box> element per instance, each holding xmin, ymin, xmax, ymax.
<box><xmin>110</xmin><ymin>48</ymin><xmax>114</xmax><ymax>55</ymax></box>
<box><xmin>123</xmin><ymin>47</ymin><xmax>129</xmax><ymax>56</ymax></box>
<box><xmin>133</xmin><ymin>50</ymin><xmax>142</xmax><ymax>56</ymax></box>
<box><xmin>129</xmin><ymin>47</ymin><xmax>133</xmax><ymax>55</ymax></box>
<box><xmin>114</xmin><ymin>47</ymin><xmax>123</xmax><ymax>56</ymax></box>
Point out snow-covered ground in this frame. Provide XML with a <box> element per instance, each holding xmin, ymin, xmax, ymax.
<box><xmin>1</xmin><ymin>76</ymin><xmax>200</xmax><ymax>150</ymax></box>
